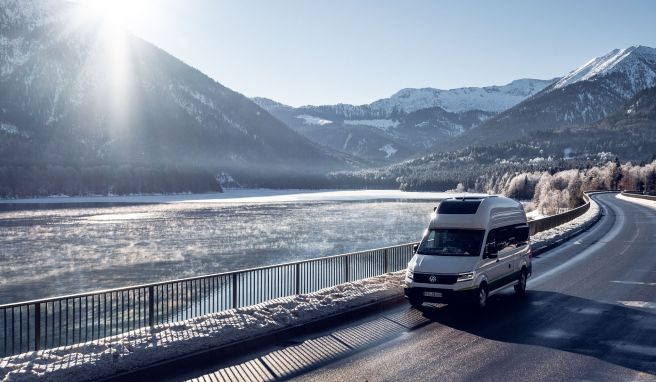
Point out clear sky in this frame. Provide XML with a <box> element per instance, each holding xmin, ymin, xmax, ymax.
<box><xmin>80</xmin><ymin>0</ymin><xmax>656</xmax><ymax>107</ymax></box>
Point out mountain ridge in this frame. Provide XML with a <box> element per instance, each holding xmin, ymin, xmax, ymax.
<box><xmin>0</xmin><ymin>0</ymin><xmax>354</xmax><ymax>196</ymax></box>
<box><xmin>251</xmin><ymin>78</ymin><xmax>552</xmax><ymax>163</ymax></box>
<box><xmin>431</xmin><ymin>45</ymin><xmax>656</xmax><ymax>152</ymax></box>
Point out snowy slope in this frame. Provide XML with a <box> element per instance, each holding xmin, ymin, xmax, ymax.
<box><xmin>252</xmin><ymin>78</ymin><xmax>550</xmax><ymax>162</ymax></box>
<box><xmin>553</xmin><ymin>46</ymin><xmax>656</xmax><ymax>96</ymax></box>
<box><xmin>253</xmin><ymin>96</ymin><xmax>494</xmax><ymax>163</ymax></box>
<box><xmin>436</xmin><ymin>45</ymin><xmax>656</xmax><ymax>151</ymax></box>
<box><xmin>0</xmin><ymin>0</ymin><xmax>350</xmax><ymax>183</ymax></box>
<box><xmin>369</xmin><ymin>78</ymin><xmax>556</xmax><ymax>113</ymax></box>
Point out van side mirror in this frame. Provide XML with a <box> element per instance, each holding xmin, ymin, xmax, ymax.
<box><xmin>433</xmin><ymin>206</ymin><xmax>437</xmax><ymax>212</ymax></box>
<box><xmin>413</xmin><ymin>244</ymin><xmax>419</xmax><ymax>253</ymax></box>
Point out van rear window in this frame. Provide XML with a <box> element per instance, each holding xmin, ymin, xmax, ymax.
<box><xmin>437</xmin><ymin>200</ymin><xmax>482</xmax><ymax>214</ymax></box>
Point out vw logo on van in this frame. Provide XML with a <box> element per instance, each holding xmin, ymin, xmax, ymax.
<box><xmin>429</xmin><ymin>275</ymin><xmax>437</xmax><ymax>283</ymax></box>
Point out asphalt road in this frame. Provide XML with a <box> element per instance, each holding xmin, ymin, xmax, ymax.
<box><xmin>176</xmin><ymin>193</ymin><xmax>656</xmax><ymax>382</ymax></box>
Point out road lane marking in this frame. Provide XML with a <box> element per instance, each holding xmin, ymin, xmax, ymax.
<box><xmin>617</xmin><ymin>301</ymin><xmax>656</xmax><ymax>309</ymax></box>
<box><xmin>529</xmin><ymin>196</ymin><xmax>625</xmax><ymax>285</ymax></box>
<box><xmin>611</xmin><ymin>281</ymin><xmax>656</xmax><ymax>286</ymax></box>
<box><xmin>534</xmin><ymin>328</ymin><xmax>575</xmax><ymax>339</ymax></box>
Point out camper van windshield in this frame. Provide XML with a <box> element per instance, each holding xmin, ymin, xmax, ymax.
<box><xmin>417</xmin><ymin>229</ymin><xmax>484</xmax><ymax>256</ymax></box>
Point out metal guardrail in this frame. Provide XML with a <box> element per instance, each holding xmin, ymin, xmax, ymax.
<box><xmin>527</xmin><ymin>193</ymin><xmax>592</xmax><ymax>236</ymax></box>
<box><xmin>0</xmin><ymin>193</ymin><xmax>600</xmax><ymax>357</ymax></box>
<box><xmin>0</xmin><ymin>243</ymin><xmax>415</xmax><ymax>357</ymax></box>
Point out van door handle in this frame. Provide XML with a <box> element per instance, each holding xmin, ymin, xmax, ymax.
<box><xmin>508</xmin><ymin>264</ymin><xmax>511</xmax><ymax>268</ymax></box>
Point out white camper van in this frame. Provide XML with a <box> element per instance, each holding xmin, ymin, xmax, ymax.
<box><xmin>404</xmin><ymin>196</ymin><xmax>532</xmax><ymax>310</ymax></box>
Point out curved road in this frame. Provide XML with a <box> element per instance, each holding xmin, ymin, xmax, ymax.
<box><xmin>173</xmin><ymin>193</ymin><xmax>656</xmax><ymax>382</ymax></box>
<box><xmin>289</xmin><ymin>193</ymin><xmax>656</xmax><ymax>381</ymax></box>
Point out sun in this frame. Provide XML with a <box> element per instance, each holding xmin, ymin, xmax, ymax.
<box><xmin>75</xmin><ymin>0</ymin><xmax>145</xmax><ymax>28</ymax></box>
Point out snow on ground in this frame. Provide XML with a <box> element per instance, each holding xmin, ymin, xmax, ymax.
<box><xmin>617</xmin><ymin>193</ymin><xmax>656</xmax><ymax>210</ymax></box>
<box><xmin>344</xmin><ymin>119</ymin><xmax>399</xmax><ymax>130</ymax></box>
<box><xmin>0</xmin><ymin>123</ymin><xmax>18</xmax><ymax>135</ymax></box>
<box><xmin>368</xmin><ymin>79</ymin><xmax>554</xmax><ymax>113</ymax></box>
<box><xmin>378</xmin><ymin>144</ymin><xmax>398</xmax><ymax>159</ymax></box>
<box><xmin>0</xmin><ymin>195</ymin><xmax>604</xmax><ymax>381</ymax></box>
<box><xmin>525</xmin><ymin>209</ymin><xmax>546</xmax><ymax>221</ymax></box>
<box><xmin>296</xmin><ymin>114</ymin><xmax>332</xmax><ymax>126</ymax></box>
<box><xmin>0</xmin><ymin>189</ymin><xmax>488</xmax><ymax>205</ymax></box>
<box><xmin>530</xmin><ymin>196</ymin><xmax>600</xmax><ymax>243</ymax></box>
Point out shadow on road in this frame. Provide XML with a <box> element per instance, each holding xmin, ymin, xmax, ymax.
<box><xmin>420</xmin><ymin>290</ymin><xmax>656</xmax><ymax>375</ymax></box>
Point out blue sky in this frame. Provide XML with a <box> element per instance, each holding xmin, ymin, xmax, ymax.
<box><xmin>107</xmin><ymin>0</ymin><xmax>656</xmax><ymax>106</ymax></box>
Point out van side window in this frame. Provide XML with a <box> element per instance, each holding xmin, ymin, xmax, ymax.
<box><xmin>487</xmin><ymin>224</ymin><xmax>528</xmax><ymax>253</ymax></box>
<box><xmin>485</xmin><ymin>230</ymin><xmax>496</xmax><ymax>252</ymax></box>
<box><xmin>497</xmin><ymin>227</ymin><xmax>514</xmax><ymax>252</ymax></box>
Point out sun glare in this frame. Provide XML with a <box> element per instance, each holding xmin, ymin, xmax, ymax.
<box><xmin>76</xmin><ymin>0</ymin><xmax>145</xmax><ymax>28</ymax></box>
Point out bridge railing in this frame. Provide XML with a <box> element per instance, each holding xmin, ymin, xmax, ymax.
<box><xmin>0</xmin><ymin>193</ymin><xmax>601</xmax><ymax>357</ymax></box>
<box><xmin>0</xmin><ymin>243</ymin><xmax>416</xmax><ymax>357</ymax></box>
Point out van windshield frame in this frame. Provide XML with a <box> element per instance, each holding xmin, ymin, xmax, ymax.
<box><xmin>417</xmin><ymin>228</ymin><xmax>485</xmax><ymax>257</ymax></box>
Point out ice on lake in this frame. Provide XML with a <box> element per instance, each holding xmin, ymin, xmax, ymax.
<box><xmin>0</xmin><ymin>189</ymin><xmax>477</xmax><ymax>303</ymax></box>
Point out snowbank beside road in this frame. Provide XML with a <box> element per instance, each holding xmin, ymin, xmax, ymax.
<box><xmin>0</xmin><ymin>273</ymin><xmax>404</xmax><ymax>382</ymax></box>
<box><xmin>0</xmin><ymin>196</ymin><xmax>603</xmax><ymax>382</ymax></box>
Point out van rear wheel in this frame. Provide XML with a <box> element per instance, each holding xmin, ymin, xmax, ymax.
<box><xmin>514</xmin><ymin>269</ymin><xmax>527</xmax><ymax>296</ymax></box>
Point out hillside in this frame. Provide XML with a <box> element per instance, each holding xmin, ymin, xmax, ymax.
<box><xmin>438</xmin><ymin>46</ymin><xmax>656</xmax><ymax>151</ymax></box>
<box><xmin>0</xmin><ymin>0</ymin><xmax>351</xmax><ymax>197</ymax></box>
<box><xmin>330</xmin><ymin>87</ymin><xmax>656</xmax><ymax>191</ymax></box>
<box><xmin>253</xmin><ymin>79</ymin><xmax>552</xmax><ymax>163</ymax></box>
<box><xmin>253</xmin><ymin>97</ymin><xmax>497</xmax><ymax>163</ymax></box>
<box><xmin>369</xmin><ymin>78</ymin><xmax>556</xmax><ymax>114</ymax></box>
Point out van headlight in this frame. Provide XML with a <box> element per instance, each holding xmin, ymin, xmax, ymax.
<box><xmin>406</xmin><ymin>269</ymin><xmax>414</xmax><ymax>280</ymax></box>
<box><xmin>457</xmin><ymin>272</ymin><xmax>474</xmax><ymax>282</ymax></box>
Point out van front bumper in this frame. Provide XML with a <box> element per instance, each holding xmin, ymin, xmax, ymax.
<box><xmin>404</xmin><ymin>286</ymin><xmax>476</xmax><ymax>304</ymax></box>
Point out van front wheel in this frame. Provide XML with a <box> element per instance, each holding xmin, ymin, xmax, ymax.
<box><xmin>474</xmin><ymin>283</ymin><xmax>488</xmax><ymax>310</ymax></box>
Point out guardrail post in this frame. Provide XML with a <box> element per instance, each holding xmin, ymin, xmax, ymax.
<box><xmin>295</xmin><ymin>263</ymin><xmax>300</xmax><ymax>295</ymax></box>
<box><xmin>384</xmin><ymin>249</ymin><xmax>389</xmax><ymax>273</ymax></box>
<box><xmin>232</xmin><ymin>273</ymin><xmax>238</xmax><ymax>309</ymax></box>
<box><xmin>345</xmin><ymin>256</ymin><xmax>350</xmax><ymax>282</ymax></box>
<box><xmin>148</xmin><ymin>286</ymin><xmax>154</xmax><ymax>327</ymax></box>
<box><xmin>34</xmin><ymin>303</ymin><xmax>40</xmax><ymax>351</ymax></box>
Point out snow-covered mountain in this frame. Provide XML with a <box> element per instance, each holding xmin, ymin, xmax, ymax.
<box><xmin>0</xmin><ymin>0</ymin><xmax>352</xmax><ymax>195</ymax></box>
<box><xmin>369</xmin><ymin>79</ymin><xmax>556</xmax><ymax>113</ymax></box>
<box><xmin>553</xmin><ymin>46</ymin><xmax>656</xmax><ymax>95</ymax></box>
<box><xmin>438</xmin><ymin>45</ymin><xmax>656</xmax><ymax>151</ymax></box>
<box><xmin>253</xmin><ymin>78</ymin><xmax>552</xmax><ymax>163</ymax></box>
<box><xmin>253</xmin><ymin>97</ymin><xmax>494</xmax><ymax>163</ymax></box>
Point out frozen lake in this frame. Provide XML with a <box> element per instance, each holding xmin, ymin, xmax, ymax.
<box><xmin>0</xmin><ymin>190</ymin><xmax>478</xmax><ymax>303</ymax></box>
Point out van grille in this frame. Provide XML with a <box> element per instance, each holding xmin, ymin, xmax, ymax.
<box><xmin>413</xmin><ymin>273</ymin><xmax>459</xmax><ymax>284</ymax></box>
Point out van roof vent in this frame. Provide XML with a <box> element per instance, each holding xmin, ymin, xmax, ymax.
<box><xmin>437</xmin><ymin>199</ymin><xmax>482</xmax><ymax>214</ymax></box>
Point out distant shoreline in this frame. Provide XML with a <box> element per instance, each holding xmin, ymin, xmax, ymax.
<box><xmin>0</xmin><ymin>189</ymin><xmax>481</xmax><ymax>206</ymax></box>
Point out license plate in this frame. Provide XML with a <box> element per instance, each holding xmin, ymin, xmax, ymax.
<box><xmin>424</xmin><ymin>291</ymin><xmax>442</xmax><ymax>298</ymax></box>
